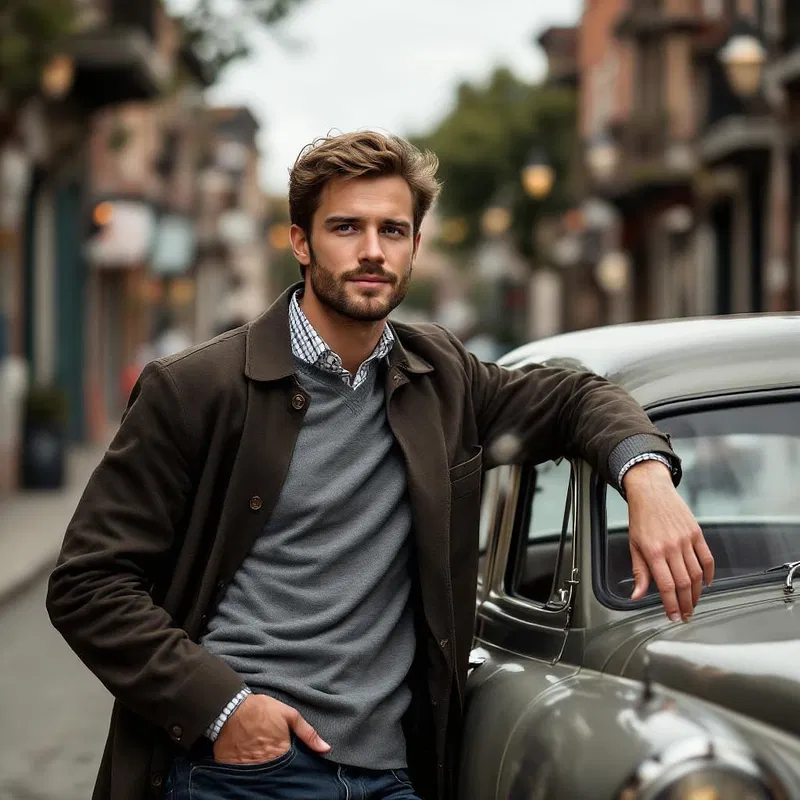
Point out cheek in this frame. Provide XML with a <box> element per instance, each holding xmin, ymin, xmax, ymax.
<box><xmin>315</xmin><ymin>237</ymin><xmax>355</xmax><ymax>269</ymax></box>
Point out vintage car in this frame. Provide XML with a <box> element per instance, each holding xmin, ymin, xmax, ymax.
<box><xmin>461</xmin><ymin>314</ymin><xmax>800</xmax><ymax>800</ymax></box>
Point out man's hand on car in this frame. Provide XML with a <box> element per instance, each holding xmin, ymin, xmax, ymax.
<box><xmin>213</xmin><ymin>694</ymin><xmax>331</xmax><ymax>764</ymax></box>
<box><xmin>623</xmin><ymin>460</ymin><xmax>715</xmax><ymax>622</ymax></box>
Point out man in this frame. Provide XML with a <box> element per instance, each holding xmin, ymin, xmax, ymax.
<box><xmin>47</xmin><ymin>131</ymin><xmax>714</xmax><ymax>800</ymax></box>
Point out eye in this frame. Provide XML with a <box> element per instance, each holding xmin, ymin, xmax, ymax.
<box><xmin>383</xmin><ymin>226</ymin><xmax>406</xmax><ymax>237</ymax></box>
<box><xmin>336</xmin><ymin>223</ymin><xmax>355</xmax><ymax>232</ymax></box>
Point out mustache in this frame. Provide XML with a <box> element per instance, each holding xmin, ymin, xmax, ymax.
<box><xmin>342</xmin><ymin>266</ymin><xmax>397</xmax><ymax>283</ymax></box>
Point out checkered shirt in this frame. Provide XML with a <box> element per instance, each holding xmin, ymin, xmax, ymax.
<box><xmin>289</xmin><ymin>290</ymin><xmax>394</xmax><ymax>388</ymax></box>
<box><xmin>204</xmin><ymin>686</ymin><xmax>251</xmax><ymax>742</ymax></box>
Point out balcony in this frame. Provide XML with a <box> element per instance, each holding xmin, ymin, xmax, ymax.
<box><xmin>616</xmin><ymin>0</ymin><xmax>704</xmax><ymax>39</ymax></box>
<box><xmin>698</xmin><ymin>50</ymin><xmax>775</xmax><ymax>167</ymax></box>
<box><xmin>63</xmin><ymin>0</ymin><xmax>167</xmax><ymax>110</ymax></box>
<box><xmin>597</xmin><ymin>111</ymin><xmax>697</xmax><ymax>211</ymax></box>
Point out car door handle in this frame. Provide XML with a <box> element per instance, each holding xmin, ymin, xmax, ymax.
<box><xmin>468</xmin><ymin>647</ymin><xmax>488</xmax><ymax>674</ymax></box>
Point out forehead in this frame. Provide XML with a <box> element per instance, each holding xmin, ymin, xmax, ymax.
<box><xmin>316</xmin><ymin>175</ymin><xmax>414</xmax><ymax>222</ymax></box>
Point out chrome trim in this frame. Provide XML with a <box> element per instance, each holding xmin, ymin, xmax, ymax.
<box><xmin>785</xmin><ymin>561</ymin><xmax>800</xmax><ymax>598</ymax></box>
<box><xmin>765</xmin><ymin>559</ymin><xmax>800</xmax><ymax>598</ymax></box>
<box><xmin>621</xmin><ymin>736</ymin><xmax>775</xmax><ymax>799</ymax></box>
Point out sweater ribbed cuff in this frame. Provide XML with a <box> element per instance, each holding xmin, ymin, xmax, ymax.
<box><xmin>609</xmin><ymin>433</ymin><xmax>679</xmax><ymax>492</ymax></box>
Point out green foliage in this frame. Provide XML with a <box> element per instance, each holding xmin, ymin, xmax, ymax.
<box><xmin>0</xmin><ymin>0</ymin><xmax>75</xmax><ymax>100</ymax></box>
<box><xmin>411</xmin><ymin>67</ymin><xmax>578</xmax><ymax>260</ymax></box>
<box><xmin>178</xmin><ymin>0</ymin><xmax>310</xmax><ymax>85</ymax></box>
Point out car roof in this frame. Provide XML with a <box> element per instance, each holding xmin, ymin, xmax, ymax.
<box><xmin>498</xmin><ymin>314</ymin><xmax>800</xmax><ymax>408</ymax></box>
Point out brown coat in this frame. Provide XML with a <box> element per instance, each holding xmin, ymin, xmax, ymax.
<box><xmin>46</xmin><ymin>285</ymin><xmax>676</xmax><ymax>800</ymax></box>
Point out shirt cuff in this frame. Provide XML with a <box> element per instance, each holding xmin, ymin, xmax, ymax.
<box><xmin>617</xmin><ymin>452</ymin><xmax>673</xmax><ymax>490</ymax></box>
<box><xmin>205</xmin><ymin>686</ymin><xmax>252</xmax><ymax>742</ymax></box>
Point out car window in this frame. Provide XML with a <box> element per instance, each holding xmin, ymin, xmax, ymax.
<box><xmin>604</xmin><ymin>397</ymin><xmax>800</xmax><ymax>600</ymax></box>
<box><xmin>529</xmin><ymin>459</ymin><xmax>573</xmax><ymax>540</ymax></box>
<box><xmin>512</xmin><ymin>459</ymin><xmax>574</xmax><ymax>605</ymax></box>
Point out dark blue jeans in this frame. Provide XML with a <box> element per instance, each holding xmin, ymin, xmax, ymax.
<box><xmin>164</xmin><ymin>738</ymin><xmax>421</xmax><ymax>800</ymax></box>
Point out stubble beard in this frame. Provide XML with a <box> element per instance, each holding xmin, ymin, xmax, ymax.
<box><xmin>307</xmin><ymin>248</ymin><xmax>412</xmax><ymax>323</ymax></box>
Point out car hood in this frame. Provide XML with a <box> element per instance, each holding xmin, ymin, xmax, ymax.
<box><xmin>622</xmin><ymin>599</ymin><xmax>800</xmax><ymax>737</ymax></box>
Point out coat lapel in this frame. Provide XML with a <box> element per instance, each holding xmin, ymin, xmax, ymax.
<box><xmin>216</xmin><ymin>285</ymin><xmax>308</xmax><ymax>585</ymax></box>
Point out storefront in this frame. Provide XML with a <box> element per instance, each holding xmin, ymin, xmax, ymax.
<box><xmin>85</xmin><ymin>198</ymin><xmax>156</xmax><ymax>438</ymax></box>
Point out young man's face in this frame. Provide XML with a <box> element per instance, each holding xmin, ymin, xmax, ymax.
<box><xmin>291</xmin><ymin>175</ymin><xmax>421</xmax><ymax>323</ymax></box>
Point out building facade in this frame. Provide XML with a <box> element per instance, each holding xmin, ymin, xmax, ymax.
<box><xmin>569</xmin><ymin>0</ymin><xmax>800</xmax><ymax>333</ymax></box>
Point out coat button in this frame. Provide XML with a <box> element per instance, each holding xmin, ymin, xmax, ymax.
<box><xmin>150</xmin><ymin>772</ymin><xmax>163</xmax><ymax>788</ymax></box>
<box><xmin>291</xmin><ymin>393</ymin><xmax>306</xmax><ymax>410</ymax></box>
<box><xmin>171</xmin><ymin>724</ymin><xmax>183</xmax><ymax>741</ymax></box>
<box><xmin>439</xmin><ymin>638</ymin><xmax>449</xmax><ymax>650</ymax></box>
<box><xmin>249</xmin><ymin>495</ymin><xmax>263</xmax><ymax>511</ymax></box>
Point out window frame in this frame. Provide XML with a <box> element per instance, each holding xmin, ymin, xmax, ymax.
<box><xmin>477</xmin><ymin>459</ymin><xmax>580</xmax><ymax>642</ymax></box>
<box><xmin>591</xmin><ymin>387</ymin><xmax>800</xmax><ymax>612</ymax></box>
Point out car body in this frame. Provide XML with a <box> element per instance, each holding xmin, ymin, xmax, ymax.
<box><xmin>460</xmin><ymin>314</ymin><xmax>800</xmax><ymax>800</ymax></box>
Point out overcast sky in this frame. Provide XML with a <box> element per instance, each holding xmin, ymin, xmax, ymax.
<box><xmin>203</xmin><ymin>0</ymin><xmax>583</xmax><ymax>193</ymax></box>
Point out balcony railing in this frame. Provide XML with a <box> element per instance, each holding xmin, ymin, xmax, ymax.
<box><xmin>616</xmin><ymin>1</ymin><xmax>704</xmax><ymax>38</ymax></box>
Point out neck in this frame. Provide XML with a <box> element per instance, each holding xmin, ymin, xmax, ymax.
<box><xmin>299</xmin><ymin>289</ymin><xmax>386</xmax><ymax>376</ymax></box>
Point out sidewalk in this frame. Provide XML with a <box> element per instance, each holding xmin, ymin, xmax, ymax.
<box><xmin>0</xmin><ymin>441</ymin><xmax>109</xmax><ymax>605</ymax></box>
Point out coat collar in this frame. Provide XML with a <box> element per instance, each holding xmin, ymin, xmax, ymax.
<box><xmin>245</xmin><ymin>282</ymin><xmax>434</xmax><ymax>382</ymax></box>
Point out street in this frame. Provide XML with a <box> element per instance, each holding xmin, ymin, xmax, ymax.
<box><xmin>0</xmin><ymin>574</ymin><xmax>112</xmax><ymax>800</ymax></box>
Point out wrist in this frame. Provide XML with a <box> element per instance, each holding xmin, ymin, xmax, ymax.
<box><xmin>205</xmin><ymin>686</ymin><xmax>251</xmax><ymax>742</ymax></box>
<box><xmin>622</xmin><ymin>459</ymin><xmax>673</xmax><ymax>495</ymax></box>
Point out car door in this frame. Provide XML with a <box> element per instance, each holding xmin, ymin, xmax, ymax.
<box><xmin>458</xmin><ymin>458</ymin><xmax>584</xmax><ymax>800</ymax></box>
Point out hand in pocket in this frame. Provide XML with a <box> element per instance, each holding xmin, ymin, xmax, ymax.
<box><xmin>213</xmin><ymin>694</ymin><xmax>330</xmax><ymax>765</ymax></box>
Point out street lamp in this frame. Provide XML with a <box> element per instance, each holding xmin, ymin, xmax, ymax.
<box><xmin>521</xmin><ymin>148</ymin><xmax>555</xmax><ymax>200</ymax></box>
<box><xmin>719</xmin><ymin>21</ymin><xmax>767</xmax><ymax>99</ymax></box>
<box><xmin>595</xmin><ymin>250</ymin><xmax>630</xmax><ymax>295</ymax></box>
<box><xmin>586</xmin><ymin>132</ymin><xmax>620</xmax><ymax>183</ymax></box>
<box><xmin>40</xmin><ymin>54</ymin><xmax>75</xmax><ymax>100</ymax></box>
<box><xmin>481</xmin><ymin>186</ymin><xmax>514</xmax><ymax>238</ymax></box>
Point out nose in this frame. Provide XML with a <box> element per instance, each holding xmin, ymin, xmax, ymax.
<box><xmin>359</xmin><ymin>226</ymin><xmax>385</xmax><ymax>265</ymax></box>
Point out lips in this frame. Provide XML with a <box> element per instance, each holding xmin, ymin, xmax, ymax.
<box><xmin>348</xmin><ymin>276</ymin><xmax>391</xmax><ymax>284</ymax></box>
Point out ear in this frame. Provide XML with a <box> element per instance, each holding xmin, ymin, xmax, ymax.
<box><xmin>290</xmin><ymin>224</ymin><xmax>311</xmax><ymax>266</ymax></box>
<box><xmin>412</xmin><ymin>230</ymin><xmax>422</xmax><ymax>263</ymax></box>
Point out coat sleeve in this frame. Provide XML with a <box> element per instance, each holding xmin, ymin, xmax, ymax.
<box><xmin>46</xmin><ymin>361</ymin><xmax>244</xmax><ymax>749</ymax></box>
<box><xmin>452</xmin><ymin>336</ymin><xmax>679</xmax><ymax>488</ymax></box>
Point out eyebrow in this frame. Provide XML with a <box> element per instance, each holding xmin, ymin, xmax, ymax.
<box><xmin>324</xmin><ymin>215</ymin><xmax>412</xmax><ymax>230</ymax></box>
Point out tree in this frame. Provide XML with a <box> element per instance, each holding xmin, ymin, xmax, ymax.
<box><xmin>411</xmin><ymin>67</ymin><xmax>578</xmax><ymax>261</ymax></box>
<box><xmin>178</xmin><ymin>0</ymin><xmax>310</xmax><ymax>85</ymax></box>
<box><xmin>0</xmin><ymin>0</ymin><xmax>74</xmax><ymax>107</ymax></box>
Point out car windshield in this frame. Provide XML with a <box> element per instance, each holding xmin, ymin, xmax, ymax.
<box><xmin>603</xmin><ymin>397</ymin><xmax>800</xmax><ymax>600</ymax></box>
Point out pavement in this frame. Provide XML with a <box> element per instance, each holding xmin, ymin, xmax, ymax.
<box><xmin>0</xmin><ymin>440</ymin><xmax>109</xmax><ymax>607</ymax></box>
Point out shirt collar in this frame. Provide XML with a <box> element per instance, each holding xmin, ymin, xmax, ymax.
<box><xmin>288</xmin><ymin>289</ymin><xmax>395</xmax><ymax>378</ymax></box>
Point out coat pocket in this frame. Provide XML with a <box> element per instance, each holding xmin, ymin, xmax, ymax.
<box><xmin>449</xmin><ymin>446</ymin><xmax>483</xmax><ymax>500</ymax></box>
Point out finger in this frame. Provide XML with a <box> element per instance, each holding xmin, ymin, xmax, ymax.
<box><xmin>683</xmin><ymin>540</ymin><xmax>705</xmax><ymax>607</ymax></box>
<box><xmin>692</xmin><ymin>527</ymin><xmax>715</xmax><ymax>587</ymax></box>
<box><xmin>629</xmin><ymin>546</ymin><xmax>651</xmax><ymax>601</ymax></box>
<box><xmin>667</xmin><ymin>551</ymin><xmax>694</xmax><ymax>620</ymax></box>
<box><xmin>287</xmin><ymin>709</ymin><xmax>331</xmax><ymax>753</ymax></box>
<box><xmin>648</xmin><ymin>557</ymin><xmax>680</xmax><ymax>622</ymax></box>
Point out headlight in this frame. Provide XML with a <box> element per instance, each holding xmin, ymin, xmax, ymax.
<box><xmin>619</xmin><ymin>736</ymin><xmax>782</xmax><ymax>800</ymax></box>
<box><xmin>650</xmin><ymin>766</ymin><xmax>770</xmax><ymax>800</ymax></box>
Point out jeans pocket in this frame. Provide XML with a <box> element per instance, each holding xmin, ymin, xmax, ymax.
<box><xmin>188</xmin><ymin>744</ymin><xmax>297</xmax><ymax>799</ymax></box>
<box><xmin>390</xmin><ymin>768</ymin><xmax>413</xmax><ymax>788</ymax></box>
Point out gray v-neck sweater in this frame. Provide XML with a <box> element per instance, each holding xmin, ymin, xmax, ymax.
<box><xmin>201</xmin><ymin>359</ymin><xmax>414</xmax><ymax>769</ymax></box>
